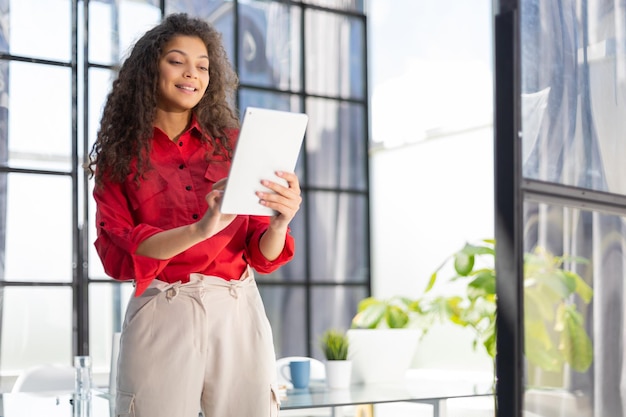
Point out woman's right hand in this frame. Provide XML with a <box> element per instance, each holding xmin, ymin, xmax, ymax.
<box><xmin>197</xmin><ymin>178</ymin><xmax>236</xmax><ymax>238</ymax></box>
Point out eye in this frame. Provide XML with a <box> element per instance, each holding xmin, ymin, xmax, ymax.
<box><xmin>199</xmin><ymin>66</ymin><xmax>209</xmax><ymax>72</ymax></box>
<box><xmin>169</xmin><ymin>60</ymin><xmax>183</xmax><ymax>65</ymax></box>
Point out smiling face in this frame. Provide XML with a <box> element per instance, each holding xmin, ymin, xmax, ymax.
<box><xmin>156</xmin><ymin>35</ymin><xmax>210</xmax><ymax>114</ymax></box>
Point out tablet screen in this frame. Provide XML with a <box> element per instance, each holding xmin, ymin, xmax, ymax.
<box><xmin>220</xmin><ymin>107</ymin><xmax>309</xmax><ymax>215</ymax></box>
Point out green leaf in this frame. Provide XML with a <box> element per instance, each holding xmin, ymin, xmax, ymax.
<box><xmin>482</xmin><ymin>320</ymin><xmax>497</xmax><ymax>358</ymax></box>
<box><xmin>559</xmin><ymin>305</ymin><xmax>593</xmax><ymax>372</ymax></box>
<box><xmin>467</xmin><ymin>270</ymin><xmax>496</xmax><ymax>297</ymax></box>
<box><xmin>525</xmin><ymin>319</ymin><xmax>562</xmax><ymax>371</ymax></box>
<box><xmin>567</xmin><ymin>270</ymin><xmax>593</xmax><ymax>304</ymax></box>
<box><xmin>525</xmin><ymin>318</ymin><xmax>554</xmax><ymax>350</ymax></box>
<box><xmin>320</xmin><ymin>329</ymin><xmax>349</xmax><ymax>360</ymax></box>
<box><xmin>454</xmin><ymin>252</ymin><xmax>475</xmax><ymax>276</ymax></box>
<box><xmin>385</xmin><ymin>305</ymin><xmax>409</xmax><ymax>328</ymax></box>
<box><xmin>427</xmin><ymin>296</ymin><xmax>455</xmax><ymax>322</ymax></box>
<box><xmin>351</xmin><ymin>301</ymin><xmax>385</xmax><ymax>329</ymax></box>
<box><xmin>460</xmin><ymin>242</ymin><xmax>495</xmax><ymax>257</ymax></box>
<box><xmin>424</xmin><ymin>271</ymin><xmax>438</xmax><ymax>293</ymax></box>
<box><xmin>357</xmin><ymin>297</ymin><xmax>381</xmax><ymax>312</ymax></box>
<box><xmin>531</xmin><ymin>269</ymin><xmax>573</xmax><ymax>300</ymax></box>
<box><xmin>524</xmin><ymin>286</ymin><xmax>558</xmax><ymax>322</ymax></box>
<box><xmin>526</xmin><ymin>342</ymin><xmax>563</xmax><ymax>372</ymax></box>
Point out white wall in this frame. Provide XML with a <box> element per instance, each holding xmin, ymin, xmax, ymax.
<box><xmin>367</xmin><ymin>0</ymin><xmax>495</xmax><ymax>373</ymax></box>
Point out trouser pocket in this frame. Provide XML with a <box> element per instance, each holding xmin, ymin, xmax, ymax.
<box><xmin>270</xmin><ymin>384</ymin><xmax>281</xmax><ymax>417</ymax></box>
<box><xmin>115</xmin><ymin>390</ymin><xmax>136</xmax><ymax>417</ymax></box>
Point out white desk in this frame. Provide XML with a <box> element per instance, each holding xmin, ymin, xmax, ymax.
<box><xmin>281</xmin><ymin>379</ymin><xmax>492</xmax><ymax>417</ymax></box>
<box><xmin>0</xmin><ymin>380</ymin><xmax>492</xmax><ymax>417</ymax></box>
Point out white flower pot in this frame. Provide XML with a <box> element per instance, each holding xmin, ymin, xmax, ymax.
<box><xmin>347</xmin><ymin>328</ymin><xmax>420</xmax><ymax>384</ymax></box>
<box><xmin>325</xmin><ymin>360</ymin><xmax>352</xmax><ymax>389</ymax></box>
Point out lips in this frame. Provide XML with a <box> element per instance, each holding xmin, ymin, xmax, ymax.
<box><xmin>176</xmin><ymin>84</ymin><xmax>197</xmax><ymax>92</ymax></box>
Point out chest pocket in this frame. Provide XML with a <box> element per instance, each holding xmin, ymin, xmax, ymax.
<box><xmin>204</xmin><ymin>160</ymin><xmax>230</xmax><ymax>184</ymax></box>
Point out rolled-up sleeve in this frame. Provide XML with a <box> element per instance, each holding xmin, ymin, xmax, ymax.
<box><xmin>94</xmin><ymin>179</ymin><xmax>171</xmax><ymax>290</ymax></box>
<box><xmin>245</xmin><ymin>215</ymin><xmax>295</xmax><ymax>272</ymax></box>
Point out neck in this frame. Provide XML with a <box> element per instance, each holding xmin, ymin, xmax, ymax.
<box><xmin>153</xmin><ymin>109</ymin><xmax>192</xmax><ymax>141</ymax></box>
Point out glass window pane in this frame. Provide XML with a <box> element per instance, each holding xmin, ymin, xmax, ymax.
<box><xmin>4</xmin><ymin>0</ymin><xmax>71</xmax><ymax>61</ymax></box>
<box><xmin>239</xmin><ymin>89</ymin><xmax>303</xmax><ymax>114</ymax></box>
<box><xmin>520</xmin><ymin>1</ymin><xmax>626</xmax><ymax>195</ymax></box>
<box><xmin>238</xmin><ymin>89</ymin><xmax>305</xmax><ymax>180</ymax></box>
<box><xmin>87</xmin><ymin>67</ymin><xmax>115</xmax><ymax>160</ymax></box>
<box><xmin>256</xmin><ymin>197</ymin><xmax>306</xmax><ymax>283</ymax></box>
<box><xmin>87</xmin><ymin>67</ymin><xmax>116</xmax><ymax>281</ymax></box>
<box><xmin>305</xmin><ymin>10</ymin><xmax>365</xmax><ymax>100</ymax></box>
<box><xmin>167</xmin><ymin>1</ymin><xmax>236</xmax><ymax>63</ymax></box>
<box><xmin>89</xmin><ymin>282</ymin><xmax>134</xmax><ymax>385</ymax></box>
<box><xmin>4</xmin><ymin>173</ymin><xmax>73</xmax><ymax>282</ymax></box>
<box><xmin>237</xmin><ymin>0</ymin><xmax>302</xmax><ymax>91</ymax></box>
<box><xmin>259</xmin><ymin>285</ymin><xmax>307</xmax><ymax>358</ymax></box>
<box><xmin>89</xmin><ymin>0</ymin><xmax>161</xmax><ymax>65</ymax></box>
<box><xmin>0</xmin><ymin>287</ymin><xmax>72</xmax><ymax>377</ymax></box>
<box><xmin>7</xmin><ymin>62</ymin><xmax>72</xmax><ymax>171</ymax></box>
<box><xmin>302</xmin><ymin>0</ymin><xmax>363</xmax><ymax>13</ymax></box>
<box><xmin>311</xmin><ymin>286</ymin><xmax>367</xmax><ymax>361</ymax></box>
<box><xmin>522</xmin><ymin>201</ymin><xmax>610</xmax><ymax>417</ymax></box>
<box><xmin>309</xmin><ymin>191</ymin><xmax>368</xmax><ymax>283</ymax></box>
<box><xmin>306</xmin><ymin>98</ymin><xmax>366</xmax><ymax>190</ymax></box>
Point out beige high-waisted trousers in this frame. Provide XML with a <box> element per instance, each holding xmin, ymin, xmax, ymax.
<box><xmin>114</xmin><ymin>269</ymin><xmax>281</xmax><ymax>417</ymax></box>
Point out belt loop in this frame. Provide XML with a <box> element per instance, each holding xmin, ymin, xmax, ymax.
<box><xmin>165</xmin><ymin>285</ymin><xmax>180</xmax><ymax>302</ymax></box>
<box><xmin>228</xmin><ymin>282</ymin><xmax>240</xmax><ymax>299</ymax></box>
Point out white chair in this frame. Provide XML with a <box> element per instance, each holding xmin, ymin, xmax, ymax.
<box><xmin>11</xmin><ymin>364</ymin><xmax>75</xmax><ymax>393</ymax></box>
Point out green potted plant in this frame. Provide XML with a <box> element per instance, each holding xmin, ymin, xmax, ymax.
<box><xmin>351</xmin><ymin>239</ymin><xmax>594</xmax><ymax>388</ymax></box>
<box><xmin>320</xmin><ymin>329</ymin><xmax>350</xmax><ymax>361</ymax></box>
<box><xmin>319</xmin><ymin>329</ymin><xmax>352</xmax><ymax>389</ymax></box>
<box><xmin>420</xmin><ymin>239</ymin><xmax>594</xmax><ymax>387</ymax></box>
<box><xmin>348</xmin><ymin>297</ymin><xmax>425</xmax><ymax>384</ymax></box>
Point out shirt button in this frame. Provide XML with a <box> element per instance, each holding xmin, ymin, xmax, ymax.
<box><xmin>99</xmin><ymin>222</ymin><xmax>105</xmax><ymax>227</ymax></box>
<box><xmin>179</xmin><ymin>141</ymin><xmax>183</xmax><ymax>146</ymax></box>
<box><xmin>192</xmin><ymin>214</ymin><xmax>199</xmax><ymax>219</ymax></box>
<box><xmin>179</xmin><ymin>164</ymin><xmax>184</xmax><ymax>169</ymax></box>
<box><xmin>185</xmin><ymin>185</ymin><xmax>192</xmax><ymax>191</ymax></box>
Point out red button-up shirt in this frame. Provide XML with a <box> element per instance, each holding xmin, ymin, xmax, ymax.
<box><xmin>93</xmin><ymin>117</ymin><xmax>295</xmax><ymax>296</ymax></box>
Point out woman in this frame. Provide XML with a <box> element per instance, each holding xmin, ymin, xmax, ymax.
<box><xmin>88</xmin><ymin>13</ymin><xmax>300</xmax><ymax>417</ymax></box>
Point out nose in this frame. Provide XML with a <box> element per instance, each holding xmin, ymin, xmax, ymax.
<box><xmin>184</xmin><ymin>65</ymin><xmax>198</xmax><ymax>79</ymax></box>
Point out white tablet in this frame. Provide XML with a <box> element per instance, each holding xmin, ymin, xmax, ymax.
<box><xmin>220</xmin><ymin>107</ymin><xmax>309</xmax><ymax>216</ymax></box>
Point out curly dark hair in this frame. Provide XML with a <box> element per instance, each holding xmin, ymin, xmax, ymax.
<box><xmin>88</xmin><ymin>13</ymin><xmax>239</xmax><ymax>186</ymax></box>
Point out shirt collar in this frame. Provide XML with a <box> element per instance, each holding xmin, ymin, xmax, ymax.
<box><xmin>152</xmin><ymin>113</ymin><xmax>204</xmax><ymax>141</ymax></box>
<box><xmin>188</xmin><ymin>114</ymin><xmax>204</xmax><ymax>139</ymax></box>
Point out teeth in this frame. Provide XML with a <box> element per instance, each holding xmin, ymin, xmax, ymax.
<box><xmin>178</xmin><ymin>85</ymin><xmax>196</xmax><ymax>91</ymax></box>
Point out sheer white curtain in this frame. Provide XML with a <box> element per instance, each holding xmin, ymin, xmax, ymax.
<box><xmin>521</xmin><ymin>1</ymin><xmax>626</xmax><ymax>416</ymax></box>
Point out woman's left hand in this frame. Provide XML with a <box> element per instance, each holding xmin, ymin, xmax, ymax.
<box><xmin>256</xmin><ymin>171</ymin><xmax>302</xmax><ymax>229</ymax></box>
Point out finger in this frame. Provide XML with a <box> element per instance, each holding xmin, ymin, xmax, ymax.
<box><xmin>257</xmin><ymin>191</ymin><xmax>301</xmax><ymax>216</ymax></box>
<box><xmin>205</xmin><ymin>189</ymin><xmax>225</xmax><ymax>207</ymax></box>
<box><xmin>212</xmin><ymin>178</ymin><xmax>228</xmax><ymax>191</ymax></box>
<box><xmin>261</xmin><ymin>178</ymin><xmax>301</xmax><ymax>198</ymax></box>
<box><xmin>276</xmin><ymin>171</ymin><xmax>301</xmax><ymax>191</ymax></box>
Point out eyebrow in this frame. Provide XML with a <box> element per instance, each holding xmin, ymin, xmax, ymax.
<box><xmin>164</xmin><ymin>49</ymin><xmax>209</xmax><ymax>60</ymax></box>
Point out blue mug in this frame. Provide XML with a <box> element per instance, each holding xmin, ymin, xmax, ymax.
<box><xmin>281</xmin><ymin>360</ymin><xmax>310</xmax><ymax>389</ymax></box>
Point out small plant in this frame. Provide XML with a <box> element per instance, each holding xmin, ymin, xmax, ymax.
<box><xmin>319</xmin><ymin>329</ymin><xmax>350</xmax><ymax>361</ymax></box>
